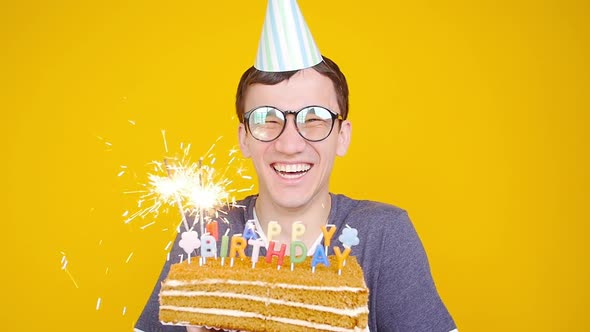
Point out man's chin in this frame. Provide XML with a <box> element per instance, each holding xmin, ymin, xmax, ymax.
<box><xmin>267</xmin><ymin>190</ymin><xmax>312</xmax><ymax>210</ymax></box>
<box><xmin>272</xmin><ymin>197</ymin><xmax>310</xmax><ymax>210</ymax></box>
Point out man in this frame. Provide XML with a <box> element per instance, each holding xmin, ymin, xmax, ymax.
<box><xmin>233</xmin><ymin>59</ymin><xmax>350</xmax><ymax>252</ymax></box>
<box><xmin>135</xmin><ymin>1</ymin><xmax>456</xmax><ymax>331</ymax></box>
<box><xmin>135</xmin><ymin>56</ymin><xmax>456</xmax><ymax>332</ymax></box>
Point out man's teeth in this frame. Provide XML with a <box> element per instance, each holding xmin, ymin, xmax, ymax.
<box><xmin>273</xmin><ymin>164</ymin><xmax>311</xmax><ymax>178</ymax></box>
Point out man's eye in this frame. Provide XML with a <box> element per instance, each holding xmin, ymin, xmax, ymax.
<box><xmin>305</xmin><ymin>117</ymin><xmax>325</xmax><ymax>124</ymax></box>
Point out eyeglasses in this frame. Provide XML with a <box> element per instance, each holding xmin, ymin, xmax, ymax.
<box><xmin>243</xmin><ymin>105</ymin><xmax>344</xmax><ymax>142</ymax></box>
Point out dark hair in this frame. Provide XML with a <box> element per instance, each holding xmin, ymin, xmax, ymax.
<box><xmin>235</xmin><ymin>56</ymin><xmax>349</xmax><ymax>122</ymax></box>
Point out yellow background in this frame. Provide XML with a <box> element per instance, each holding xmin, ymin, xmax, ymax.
<box><xmin>2</xmin><ymin>0</ymin><xmax>588</xmax><ymax>330</ymax></box>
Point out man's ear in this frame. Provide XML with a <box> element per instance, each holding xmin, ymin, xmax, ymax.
<box><xmin>336</xmin><ymin>120</ymin><xmax>352</xmax><ymax>157</ymax></box>
<box><xmin>238</xmin><ymin>123</ymin><xmax>251</xmax><ymax>158</ymax></box>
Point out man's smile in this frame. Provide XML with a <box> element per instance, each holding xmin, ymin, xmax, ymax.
<box><xmin>271</xmin><ymin>163</ymin><xmax>312</xmax><ymax>179</ymax></box>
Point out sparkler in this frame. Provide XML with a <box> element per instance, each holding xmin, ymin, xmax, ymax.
<box><xmin>124</xmin><ymin>133</ymin><xmax>251</xmax><ymax>239</ymax></box>
<box><xmin>83</xmin><ymin>128</ymin><xmax>252</xmax><ymax>315</ymax></box>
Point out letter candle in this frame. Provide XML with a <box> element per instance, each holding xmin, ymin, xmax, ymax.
<box><xmin>220</xmin><ymin>229</ymin><xmax>230</xmax><ymax>266</ymax></box>
<box><xmin>206</xmin><ymin>221</ymin><xmax>219</xmax><ymax>241</ymax></box>
<box><xmin>248</xmin><ymin>238</ymin><xmax>265</xmax><ymax>268</ymax></box>
<box><xmin>289</xmin><ymin>221</ymin><xmax>307</xmax><ymax>270</ymax></box>
<box><xmin>229</xmin><ymin>235</ymin><xmax>247</xmax><ymax>267</ymax></box>
<box><xmin>290</xmin><ymin>241</ymin><xmax>307</xmax><ymax>271</ymax></box>
<box><xmin>311</xmin><ymin>245</ymin><xmax>330</xmax><ymax>273</ymax></box>
<box><xmin>200</xmin><ymin>234</ymin><xmax>218</xmax><ymax>265</ymax></box>
<box><xmin>333</xmin><ymin>246</ymin><xmax>351</xmax><ymax>275</ymax></box>
<box><xmin>265</xmin><ymin>241</ymin><xmax>287</xmax><ymax>270</ymax></box>
<box><xmin>321</xmin><ymin>224</ymin><xmax>337</xmax><ymax>255</ymax></box>
<box><xmin>291</xmin><ymin>221</ymin><xmax>306</xmax><ymax>241</ymax></box>
<box><xmin>243</xmin><ymin>220</ymin><xmax>258</xmax><ymax>240</ymax></box>
<box><xmin>267</xmin><ymin>221</ymin><xmax>282</xmax><ymax>242</ymax></box>
<box><xmin>338</xmin><ymin>225</ymin><xmax>360</xmax><ymax>268</ymax></box>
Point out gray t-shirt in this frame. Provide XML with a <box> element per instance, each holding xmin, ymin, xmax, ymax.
<box><xmin>135</xmin><ymin>194</ymin><xmax>456</xmax><ymax>332</ymax></box>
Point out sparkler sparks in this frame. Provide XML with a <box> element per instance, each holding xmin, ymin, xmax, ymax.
<box><xmin>123</xmin><ymin>134</ymin><xmax>250</xmax><ymax>235</ymax></box>
<box><xmin>84</xmin><ymin>128</ymin><xmax>251</xmax><ymax>320</ymax></box>
<box><xmin>125</xmin><ymin>252</ymin><xmax>134</xmax><ymax>264</ymax></box>
<box><xmin>140</xmin><ymin>221</ymin><xmax>155</xmax><ymax>230</ymax></box>
<box><xmin>96</xmin><ymin>136</ymin><xmax>113</xmax><ymax>151</ymax></box>
<box><xmin>60</xmin><ymin>252</ymin><xmax>79</xmax><ymax>289</ymax></box>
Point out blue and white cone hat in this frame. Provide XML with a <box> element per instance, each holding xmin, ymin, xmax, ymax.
<box><xmin>255</xmin><ymin>0</ymin><xmax>323</xmax><ymax>72</ymax></box>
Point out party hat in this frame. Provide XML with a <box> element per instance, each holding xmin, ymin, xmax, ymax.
<box><xmin>255</xmin><ymin>0</ymin><xmax>322</xmax><ymax>72</ymax></box>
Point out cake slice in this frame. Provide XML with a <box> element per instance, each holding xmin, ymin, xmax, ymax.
<box><xmin>159</xmin><ymin>255</ymin><xmax>369</xmax><ymax>332</ymax></box>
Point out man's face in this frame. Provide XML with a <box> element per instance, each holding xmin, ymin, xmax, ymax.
<box><xmin>238</xmin><ymin>69</ymin><xmax>351</xmax><ymax>211</ymax></box>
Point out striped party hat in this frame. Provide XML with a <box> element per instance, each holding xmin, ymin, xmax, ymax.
<box><xmin>255</xmin><ymin>0</ymin><xmax>323</xmax><ymax>72</ymax></box>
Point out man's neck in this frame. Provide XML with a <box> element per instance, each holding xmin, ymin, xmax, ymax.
<box><xmin>254</xmin><ymin>192</ymin><xmax>332</xmax><ymax>249</ymax></box>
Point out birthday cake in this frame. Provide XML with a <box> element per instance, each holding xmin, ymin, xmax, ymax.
<box><xmin>159</xmin><ymin>255</ymin><xmax>369</xmax><ymax>332</ymax></box>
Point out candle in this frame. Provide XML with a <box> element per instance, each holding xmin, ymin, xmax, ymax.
<box><xmin>229</xmin><ymin>235</ymin><xmax>247</xmax><ymax>267</ymax></box>
<box><xmin>248</xmin><ymin>238</ymin><xmax>265</xmax><ymax>268</ymax></box>
<box><xmin>265</xmin><ymin>241</ymin><xmax>286</xmax><ymax>269</ymax></box>
<box><xmin>311</xmin><ymin>245</ymin><xmax>330</xmax><ymax>273</ymax></box>
<box><xmin>243</xmin><ymin>219</ymin><xmax>258</xmax><ymax>240</ymax></box>
<box><xmin>206</xmin><ymin>221</ymin><xmax>219</xmax><ymax>241</ymax></box>
<box><xmin>333</xmin><ymin>246</ymin><xmax>351</xmax><ymax>275</ymax></box>
<box><xmin>178</xmin><ymin>231</ymin><xmax>201</xmax><ymax>264</ymax></box>
<box><xmin>220</xmin><ymin>229</ymin><xmax>230</xmax><ymax>266</ymax></box>
<box><xmin>321</xmin><ymin>224</ymin><xmax>337</xmax><ymax>254</ymax></box>
<box><xmin>338</xmin><ymin>225</ymin><xmax>360</xmax><ymax>268</ymax></box>
<box><xmin>338</xmin><ymin>225</ymin><xmax>360</xmax><ymax>248</ymax></box>
<box><xmin>267</xmin><ymin>221</ymin><xmax>282</xmax><ymax>242</ymax></box>
<box><xmin>290</xmin><ymin>241</ymin><xmax>307</xmax><ymax>271</ymax></box>
<box><xmin>201</xmin><ymin>234</ymin><xmax>217</xmax><ymax>259</ymax></box>
<box><xmin>291</xmin><ymin>221</ymin><xmax>306</xmax><ymax>241</ymax></box>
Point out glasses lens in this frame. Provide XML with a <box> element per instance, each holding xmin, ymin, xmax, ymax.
<box><xmin>296</xmin><ymin>107</ymin><xmax>335</xmax><ymax>141</ymax></box>
<box><xmin>248</xmin><ymin>107</ymin><xmax>285</xmax><ymax>141</ymax></box>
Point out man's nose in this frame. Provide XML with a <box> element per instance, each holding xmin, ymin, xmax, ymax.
<box><xmin>274</xmin><ymin>115</ymin><xmax>306</xmax><ymax>154</ymax></box>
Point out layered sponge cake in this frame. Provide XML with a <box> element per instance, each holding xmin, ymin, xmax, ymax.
<box><xmin>159</xmin><ymin>255</ymin><xmax>369</xmax><ymax>332</ymax></box>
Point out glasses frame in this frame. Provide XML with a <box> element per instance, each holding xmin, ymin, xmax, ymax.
<box><xmin>243</xmin><ymin>105</ymin><xmax>344</xmax><ymax>142</ymax></box>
